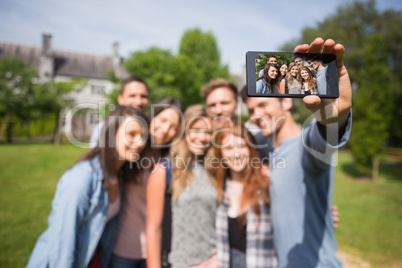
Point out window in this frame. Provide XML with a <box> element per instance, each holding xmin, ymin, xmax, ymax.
<box><xmin>91</xmin><ymin>84</ymin><xmax>105</xmax><ymax>95</ymax></box>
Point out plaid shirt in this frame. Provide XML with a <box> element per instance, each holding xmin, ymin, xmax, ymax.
<box><xmin>216</xmin><ymin>188</ymin><xmax>278</xmax><ymax>268</ymax></box>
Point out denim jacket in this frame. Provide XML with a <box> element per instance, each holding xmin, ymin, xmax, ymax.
<box><xmin>27</xmin><ymin>156</ymin><xmax>118</xmax><ymax>268</ymax></box>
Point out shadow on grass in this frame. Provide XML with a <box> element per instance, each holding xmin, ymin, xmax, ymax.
<box><xmin>341</xmin><ymin>161</ymin><xmax>402</xmax><ymax>182</ymax></box>
<box><xmin>379</xmin><ymin>161</ymin><xmax>402</xmax><ymax>182</ymax></box>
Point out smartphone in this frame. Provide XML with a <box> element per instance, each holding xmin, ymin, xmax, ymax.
<box><xmin>246</xmin><ymin>51</ymin><xmax>339</xmax><ymax>98</ymax></box>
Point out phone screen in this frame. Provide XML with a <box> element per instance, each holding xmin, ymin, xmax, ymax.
<box><xmin>246</xmin><ymin>52</ymin><xmax>339</xmax><ymax>98</ymax></box>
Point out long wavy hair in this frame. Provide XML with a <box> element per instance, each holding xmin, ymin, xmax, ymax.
<box><xmin>286</xmin><ymin>62</ymin><xmax>299</xmax><ymax>87</ymax></box>
<box><xmin>298</xmin><ymin>66</ymin><xmax>317</xmax><ymax>89</ymax></box>
<box><xmin>208</xmin><ymin>121</ymin><xmax>270</xmax><ymax>217</ymax></box>
<box><xmin>76</xmin><ymin>105</ymin><xmax>151</xmax><ymax>201</ymax></box>
<box><xmin>278</xmin><ymin>60</ymin><xmax>289</xmax><ymax>80</ymax></box>
<box><xmin>170</xmin><ymin>105</ymin><xmax>216</xmax><ymax>202</ymax></box>
<box><xmin>258</xmin><ymin>63</ymin><xmax>281</xmax><ymax>93</ymax></box>
<box><xmin>150</xmin><ymin>97</ymin><xmax>186</xmax><ymax>157</ymax></box>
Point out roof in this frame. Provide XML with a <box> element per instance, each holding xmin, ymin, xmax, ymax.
<box><xmin>0</xmin><ymin>40</ymin><xmax>128</xmax><ymax>80</ymax></box>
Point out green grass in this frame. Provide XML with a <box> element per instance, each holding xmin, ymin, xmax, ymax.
<box><xmin>0</xmin><ymin>144</ymin><xmax>86</xmax><ymax>268</ymax></box>
<box><xmin>334</xmin><ymin>151</ymin><xmax>402</xmax><ymax>267</ymax></box>
<box><xmin>0</xmin><ymin>145</ymin><xmax>401</xmax><ymax>267</ymax></box>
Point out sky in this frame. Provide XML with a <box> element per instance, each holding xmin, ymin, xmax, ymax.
<box><xmin>1</xmin><ymin>0</ymin><xmax>401</xmax><ymax>74</ymax></box>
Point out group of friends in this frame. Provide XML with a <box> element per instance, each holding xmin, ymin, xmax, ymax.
<box><xmin>27</xmin><ymin>37</ymin><xmax>352</xmax><ymax>268</ymax></box>
<box><xmin>256</xmin><ymin>51</ymin><xmax>337</xmax><ymax>96</ymax></box>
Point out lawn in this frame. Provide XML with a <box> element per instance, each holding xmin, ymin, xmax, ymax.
<box><xmin>0</xmin><ymin>144</ymin><xmax>401</xmax><ymax>267</ymax></box>
<box><xmin>0</xmin><ymin>144</ymin><xmax>86</xmax><ymax>268</ymax></box>
<box><xmin>333</xmin><ymin>151</ymin><xmax>402</xmax><ymax>267</ymax></box>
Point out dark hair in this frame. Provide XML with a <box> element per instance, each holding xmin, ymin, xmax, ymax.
<box><xmin>267</xmin><ymin>55</ymin><xmax>277</xmax><ymax>62</ymax></box>
<box><xmin>152</xmin><ymin>97</ymin><xmax>185</xmax><ymax>119</ymax></box>
<box><xmin>278</xmin><ymin>61</ymin><xmax>289</xmax><ymax>69</ymax></box>
<box><xmin>293</xmin><ymin>53</ymin><xmax>304</xmax><ymax>62</ymax></box>
<box><xmin>240</xmin><ymin>85</ymin><xmax>248</xmax><ymax>104</ymax></box>
<box><xmin>120</xmin><ymin>76</ymin><xmax>150</xmax><ymax>95</ymax></box>
<box><xmin>151</xmin><ymin>97</ymin><xmax>186</xmax><ymax>157</ymax></box>
<box><xmin>278</xmin><ymin>61</ymin><xmax>290</xmax><ymax>80</ymax></box>
<box><xmin>76</xmin><ymin>106</ymin><xmax>151</xmax><ymax>193</ymax></box>
<box><xmin>240</xmin><ymin>85</ymin><xmax>283</xmax><ymax>105</ymax></box>
<box><xmin>257</xmin><ymin>63</ymin><xmax>281</xmax><ymax>93</ymax></box>
<box><xmin>201</xmin><ymin>78</ymin><xmax>238</xmax><ymax>101</ymax></box>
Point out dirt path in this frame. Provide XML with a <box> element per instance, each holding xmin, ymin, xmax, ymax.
<box><xmin>337</xmin><ymin>251</ymin><xmax>371</xmax><ymax>268</ymax></box>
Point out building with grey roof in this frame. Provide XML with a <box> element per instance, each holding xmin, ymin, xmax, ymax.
<box><xmin>0</xmin><ymin>33</ymin><xmax>128</xmax><ymax>142</ymax></box>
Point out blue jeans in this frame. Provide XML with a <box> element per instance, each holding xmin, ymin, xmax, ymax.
<box><xmin>109</xmin><ymin>254</ymin><xmax>147</xmax><ymax>268</ymax></box>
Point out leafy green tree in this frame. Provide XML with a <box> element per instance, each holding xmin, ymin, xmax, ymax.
<box><xmin>123</xmin><ymin>28</ymin><xmax>232</xmax><ymax>107</ymax></box>
<box><xmin>177</xmin><ymin>28</ymin><xmax>231</xmax><ymax>105</ymax></box>
<box><xmin>124</xmin><ymin>47</ymin><xmax>180</xmax><ymax>104</ymax></box>
<box><xmin>0</xmin><ymin>57</ymin><xmax>37</xmax><ymax>143</ymax></box>
<box><xmin>349</xmin><ymin>35</ymin><xmax>392</xmax><ymax>175</ymax></box>
<box><xmin>33</xmin><ymin>80</ymin><xmax>85</xmax><ymax>144</ymax></box>
<box><xmin>279</xmin><ymin>0</ymin><xmax>402</xmax><ymax>174</ymax></box>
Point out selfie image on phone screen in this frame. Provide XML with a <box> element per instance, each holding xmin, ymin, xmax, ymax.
<box><xmin>246</xmin><ymin>52</ymin><xmax>339</xmax><ymax>98</ymax></box>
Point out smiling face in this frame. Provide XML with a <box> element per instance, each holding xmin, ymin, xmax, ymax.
<box><xmin>205</xmin><ymin>87</ymin><xmax>238</xmax><ymax>128</ymax></box>
<box><xmin>220</xmin><ymin>134</ymin><xmax>250</xmax><ymax>172</ymax></box>
<box><xmin>246</xmin><ymin>97</ymin><xmax>287</xmax><ymax>137</ymax></box>
<box><xmin>115</xmin><ymin>116</ymin><xmax>147</xmax><ymax>162</ymax></box>
<box><xmin>280</xmin><ymin>64</ymin><xmax>288</xmax><ymax>76</ymax></box>
<box><xmin>150</xmin><ymin>108</ymin><xmax>180</xmax><ymax>145</ymax></box>
<box><xmin>268</xmin><ymin>66</ymin><xmax>279</xmax><ymax>80</ymax></box>
<box><xmin>301</xmin><ymin>69</ymin><xmax>310</xmax><ymax>81</ymax></box>
<box><xmin>294</xmin><ymin>57</ymin><xmax>304</xmax><ymax>68</ymax></box>
<box><xmin>310</xmin><ymin>60</ymin><xmax>320</xmax><ymax>71</ymax></box>
<box><xmin>186</xmin><ymin>118</ymin><xmax>212</xmax><ymax>155</ymax></box>
<box><xmin>118</xmin><ymin>81</ymin><xmax>149</xmax><ymax>112</ymax></box>
<box><xmin>290</xmin><ymin>65</ymin><xmax>299</xmax><ymax>77</ymax></box>
<box><xmin>268</xmin><ymin>57</ymin><xmax>277</xmax><ymax>64</ymax></box>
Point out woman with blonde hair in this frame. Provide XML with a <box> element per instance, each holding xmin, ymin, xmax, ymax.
<box><xmin>280</xmin><ymin>62</ymin><xmax>302</xmax><ymax>94</ymax></box>
<box><xmin>168</xmin><ymin>104</ymin><xmax>219</xmax><ymax>268</ymax></box>
<box><xmin>210</xmin><ymin>121</ymin><xmax>277</xmax><ymax>268</ymax></box>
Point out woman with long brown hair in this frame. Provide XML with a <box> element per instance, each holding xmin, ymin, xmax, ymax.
<box><xmin>256</xmin><ymin>63</ymin><xmax>281</xmax><ymax>94</ymax></box>
<box><xmin>27</xmin><ymin>106</ymin><xmax>150</xmax><ymax>268</ymax></box>
<box><xmin>298</xmin><ymin>66</ymin><xmax>318</xmax><ymax>95</ymax></box>
<box><xmin>145</xmin><ymin>97</ymin><xmax>185</xmax><ymax>268</ymax></box>
<box><xmin>210</xmin><ymin>122</ymin><xmax>277</xmax><ymax>268</ymax></box>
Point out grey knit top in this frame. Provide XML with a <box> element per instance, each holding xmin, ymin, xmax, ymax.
<box><xmin>169</xmin><ymin>163</ymin><xmax>218</xmax><ymax>266</ymax></box>
<box><xmin>288</xmin><ymin>78</ymin><xmax>302</xmax><ymax>94</ymax></box>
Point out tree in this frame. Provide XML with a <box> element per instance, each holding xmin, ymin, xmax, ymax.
<box><xmin>349</xmin><ymin>35</ymin><xmax>392</xmax><ymax>175</ymax></box>
<box><xmin>124</xmin><ymin>47</ymin><xmax>180</xmax><ymax>104</ymax></box>
<box><xmin>33</xmin><ymin>80</ymin><xmax>85</xmax><ymax>145</ymax></box>
<box><xmin>177</xmin><ymin>28</ymin><xmax>231</xmax><ymax>105</ymax></box>
<box><xmin>123</xmin><ymin>28</ymin><xmax>232</xmax><ymax>107</ymax></box>
<box><xmin>0</xmin><ymin>57</ymin><xmax>37</xmax><ymax>143</ymax></box>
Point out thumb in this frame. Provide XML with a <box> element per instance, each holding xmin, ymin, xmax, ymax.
<box><xmin>303</xmin><ymin>95</ymin><xmax>322</xmax><ymax>112</ymax></box>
